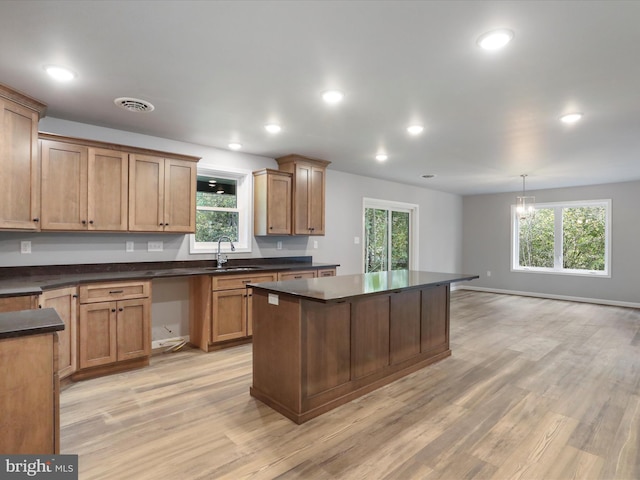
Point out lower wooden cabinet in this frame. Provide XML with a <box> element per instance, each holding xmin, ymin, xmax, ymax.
<box><xmin>277</xmin><ymin>270</ymin><xmax>316</xmax><ymax>281</ymax></box>
<box><xmin>211</xmin><ymin>288</ymin><xmax>249</xmax><ymax>342</ymax></box>
<box><xmin>40</xmin><ymin>287</ymin><xmax>78</xmax><ymax>379</ymax></box>
<box><xmin>0</xmin><ymin>294</ymin><xmax>38</xmax><ymax>312</ymax></box>
<box><xmin>77</xmin><ymin>281</ymin><xmax>151</xmax><ymax>377</ymax></box>
<box><xmin>0</xmin><ymin>331</ymin><xmax>59</xmax><ymax>454</ymax></box>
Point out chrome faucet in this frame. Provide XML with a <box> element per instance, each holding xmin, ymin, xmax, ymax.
<box><xmin>216</xmin><ymin>236</ymin><xmax>235</xmax><ymax>268</ymax></box>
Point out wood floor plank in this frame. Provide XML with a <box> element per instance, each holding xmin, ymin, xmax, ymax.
<box><xmin>59</xmin><ymin>291</ymin><xmax>640</xmax><ymax>479</ymax></box>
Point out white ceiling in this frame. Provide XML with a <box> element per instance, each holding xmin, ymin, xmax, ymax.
<box><xmin>1</xmin><ymin>1</ymin><xmax>639</xmax><ymax>195</ymax></box>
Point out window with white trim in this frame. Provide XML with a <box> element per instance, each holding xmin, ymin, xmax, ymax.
<box><xmin>511</xmin><ymin>199</ymin><xmax>611</xmax><ymax>276</ymax></box>
<box><xmin>189</xmin><ymin>167</ymin><xmax>252</xmax><ymax>254</ymax></box>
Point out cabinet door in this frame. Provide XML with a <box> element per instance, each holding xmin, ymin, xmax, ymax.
<box><xmin>88</xmin><ymin>148</ymin><xmax>128</xmax><ymax>231</ymax></box>
<box><xmin>41</xmin><ymin>140</ymin><xmax>89</xmax><ymax>230</ymax></box>
<box><xmin>79</xmin><ymin>302</ymin><xmax>117</xmax><ymax>369</ymax></box>
<box><xmin>317</xmin><ymin>268</ymin><xmax>336</xmax><ymax>277</ymax></box>
<box><xmin>293</xmin><ymin>164</ymin><xmax>311</xmax><ymax>234</ymax></box>
<box><xmin>0</xmin><ymin>98</ymin><xmax>40</xmax><ymax>230</ymax></box>
<box><xmin>41</xmin><ymin>287</ymin><xmax>77</xmax><ymax>379</ymax></box>
<box><xmin>163</xmin><ymin>158</ymin><xmax>196</xmax><ymax>233</ymax></box>
<box><xmin>246</xmin><ymin>288</ymin><xmax>254</xmax><ymax>336</ymax></box>
<box><xmin>128</xmin><ymin>154</ymin><xmax>164</xmax><ymax>232</ymax></box>
<box><xmin>421</xmin><ymin>285</ymin><xmax>449</xmax><ymax>353</ymax></box>
<box><xmin>116</xmin><ymin>298</ymin><xmax>151</xmax><ymax>361</ymax></box>
<box><xmin>211</xmin><ymin>289</ymin><xmax>247</xmax><ymax>342</ymax></box>
<box><xmin>267</xmin><ymin>171</ymin><xmax>292</xmax><ymax>234</ymax></box>
<box><xmin>308</xmin><ymin>166</ymin><xmax>326</xmax><ymax>235</ymax></box>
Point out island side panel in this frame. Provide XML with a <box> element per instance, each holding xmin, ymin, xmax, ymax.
<box><xmin>421</xmin><ymin>284</ymin><xmax>450</xmax><ymax>354</ymax></box>
<box><xmin>302</xmin><ymin>301</ymin><xmax>351</xmax><ymax>397</ymax></box>
<box><xmin>251</xmin><ymin>290</ymin><xmax>302</xmax><ymax>415</ymax></box>
<box><xmin>390</xmin><ymin>289</ymin><xmax>422</xmax><ymax>365</ymax></box>
<box><xmin>351</xmin><ymin>295</ymin><xmax>390</xmax><ymax>380</ymax></box>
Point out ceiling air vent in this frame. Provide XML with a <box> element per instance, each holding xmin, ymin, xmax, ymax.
<box><xmin>114</xmin><ymin>97</ymin><xmax>155</xmax><ymax>113</ymax></box>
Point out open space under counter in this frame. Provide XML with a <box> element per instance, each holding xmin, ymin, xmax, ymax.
<box><xmin>249</xmin><ymin>270</ymin><xmax>478</xmax><ymax>423</ymax></box>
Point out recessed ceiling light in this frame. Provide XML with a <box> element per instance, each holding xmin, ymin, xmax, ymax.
<box><xmin>322</xmin><ymin>90</ymin><xmax>344</xmax><ymax>104</ymax></box>
<box><xmin>44</xmin><ymin>65</ymin><xmax>76</xmax><ymax>82</ymax></box>
<box><xmin>421</xmin><ymin>174</ymin><xmax>436</xmax><ymax>179</ymax></box>
<box><xmin>407</xmin><ymin>125</ymin><xmax>424</xmax><ymax>135</ymax></box>
<box><xmin>264</xmin><ymin>124</ymin><xmax>282</xmax><ymax>133</ymax></box>
<box><xmin>560</xmin><ymin>112</ymin><xmax>583</xmax><ymax>124</ymax></box>
<box><xmin>477</xmin><ymin>29</ymin><xmax>514</xmax><ymax>51</ymax></box>
<box><xmin>228</xmin><ymin>143</ymin><xmax>242</xmax><ymax>150</ymax></box>
<box><xmin>375</xmin><ymin>154</ymin><xmax>388</xmax><ymax>162</ymax></box>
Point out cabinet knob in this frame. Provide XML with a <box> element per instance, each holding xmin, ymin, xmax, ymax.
<box><xmin>72</xmin><ymin>294</ymin><xmax>78</xmax><ymax>298</ymax></box>
<box><xmin>269</xmin><ymin>226</ymin><xmax>273</xmax><ymax>230</ymax></box>
<box><xmin>89</xmin><ymin>220</ymin><xmax>94</xmax><ymax>225</ymax></box>
<box><xmin>118</xmin><ymin>307</ymin><xmax>124</xmax><ymax>312</ymax></box>
<box><xmin>82</xmin><ymin>220</ymin><xmax>87</xmax><ymax>225</ymax></box>
<box><xmin>111</xmin><ymin>308</ymin><xmax>116</xmax><ymax>312</ymax></box>
<box><xmin>38</xmin><ymin>305</ymin><xmax>42</xmax><ymax>309</ymax></box>
<box><xmin>33</xmin><ymin>218</ymin><xmax>39</xmax><ymax>223</ymax></box>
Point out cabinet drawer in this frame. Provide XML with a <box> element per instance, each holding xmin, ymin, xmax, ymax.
<box><xmin>211</xmin><ymin>273</ymin><xmax>276</xmax><ymax>291</ymax></box>
<box><xmin>277</xmin><ymin>270</ymin><xmax>317</xmax><ymax>281</ymax></box>
<box><xmin>79</xmin><ymin>281</ymin><xmax>150</xmax><ymax>304</ymax></box>
<box><xmin>317</xmin><ymin>268</ymin><xmax>336</xmax><ymax>278</ymax></box>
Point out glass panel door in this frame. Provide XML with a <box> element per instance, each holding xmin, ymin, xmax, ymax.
<box><xmin>365</xmin><ymin>207</ymin><xmax>411</xmax><ymax>273</ymax></box>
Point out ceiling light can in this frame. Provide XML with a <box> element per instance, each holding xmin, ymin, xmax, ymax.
<box><xmin>264</xmin><ymin>124</ymin><xmax>282</xmax><ymax>133</ymax></box>
<box><xmin>375</xmin><ymin>154</ymin><xmax>388</xmax><ymax>162</ymax></box>
<box><xmin>407</xmin><ymin>125</ymin><xmax>424</xmax><ymax>135</ymax></box>
<box><xmin>560</xmin><ymin>112</ymin><xmax>583</xmax><ymax>124</ymax></box>
<box><xmin>44</xmin><ymin>65</ymin><xmax>76</xmax><ymax>81</ymax></box>
<box><xmin>322</xmin><ymin>90</ymin><xmax>344</xmax><ymax>104</ymax></box>
<box><xmin>477</xmin><ymin>29</ymin><xmax>514</xmax><ymax>51</ymax></box>
<box><xmin>228</xmin><ymin>143</ymin><xmax>242</xmax><ymax>150</ymax></box>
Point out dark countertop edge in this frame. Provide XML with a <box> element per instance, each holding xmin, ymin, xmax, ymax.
<box><xmin>249</xmin><ymin>273</ymin><xmax>480</xmax><ymax>304</ymax></box>
<box><xmin>0</xmin><ymin>308</ymin><xmax>65</xmax><ymax>340</ymax></box>
<box><xmin>0</xmin><ymin>260</ymin><xmax>341</xmax><ymax>298</ymax></box>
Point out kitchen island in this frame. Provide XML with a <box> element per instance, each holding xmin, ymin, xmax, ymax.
<box><xmin>249</xmin><ymin>270</ymin><xmax>478</xmax><ymax>423</ymax></box>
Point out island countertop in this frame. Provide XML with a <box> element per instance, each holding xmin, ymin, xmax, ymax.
<box><xmin>249</xmin><ymin>270</ymin><xmax>479</xmax><ymax>303</ymax></box>
<box><xmin>0</xmin><ymin>308</ymin><xmax>64</xmax><ymax>340</ymax></box>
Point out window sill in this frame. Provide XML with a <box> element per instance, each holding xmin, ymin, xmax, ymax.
<box><xmin>511</xmin><ymin>267</ymin><xmax>610</xmax><ymax>279</ymax></box>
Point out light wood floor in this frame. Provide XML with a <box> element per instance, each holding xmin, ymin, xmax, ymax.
<box><xmin>60</xmin><ymin>291</ymin><xmax>640</xmax><ymax>479</ymax></box>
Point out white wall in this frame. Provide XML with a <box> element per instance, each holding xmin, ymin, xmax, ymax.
<box><xmin>1</xmin><ymin>117</ymin><xmax>464</xmax><ymax>340</ymax></box>
<box><xmin>462</xmin><ymin>180</ymin><xmax>640</xmax><ymax>306</ymax></box>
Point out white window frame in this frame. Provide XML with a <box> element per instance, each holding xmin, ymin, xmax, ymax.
<box><xmin>189</xmin><ymin>166</ymin><xmax>253</xmax><ymax>254</ymax></box>
<box><xmin>362</xmin><ymin>198</ymin><xmax>419</xmax><ymax>273</ymax></box>
<box><xmin>511</xmin><ymin>199</ymin><xmax>611</xmax><ymax>277</ymax></box>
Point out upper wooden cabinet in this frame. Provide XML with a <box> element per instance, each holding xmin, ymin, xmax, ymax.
<box><xmin>276</xmin><ymin>155</ymin><xmax>330</xmax><ymax>235</ymax></box>
<box><xmin>253</xmin><ymin>169</ymin><xmax>292</xmax><ymax>235</ymax></box>
<box><xmin>40</xmin><ymin>139</ymin><xmax>129</xmax><ymax>231</ymax></box>
<box><xmin>129</xmin><ymin>154</ymin><xmax>197</xmax><ymax>233</ymax></box>
<box><xmin>0</xmin><ymin>84</ymin><xmax>46</xmax><ymax>230</ymax></box>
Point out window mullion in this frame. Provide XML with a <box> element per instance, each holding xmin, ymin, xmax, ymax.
<box><xmin>554</xmin><ymin>207</ymin><xmax>563</xmax><ymax>270</ymax></box>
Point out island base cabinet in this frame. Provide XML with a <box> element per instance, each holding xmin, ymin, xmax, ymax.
<box><xmin>0</xmin><ymin>333</ymin><xmax>59</xmax><ymax>454</ymax></box>
<box><xmin>250</xmin><ymin>285</ymin><xmax>452</xmax><ymax>424</ymax></box>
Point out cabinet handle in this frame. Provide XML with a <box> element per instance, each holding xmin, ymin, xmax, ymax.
<box><xmin>33</xmin><ymin>218</ymin><xmax>39</xmax><ymax>222</ymax></box>
<box><xmin>159</xmin><ymin>223</ymin><xmax>165</xmax><ymax>226</ymax></box>
<box><xmin>109</xmin><ymin>290</ymin><xmax>124</xmax><ymax>294</ymax></box>
<box><xmin>82</xmin><ymin>220</ymin><xmax>87</xmax><ymax>225</ymax></box>
<box><xmin>294</xmin><ymin>275</ymin><xmax>302</xmax><ymax>279</ymax></box>
<box><xmin>111</xmin><ymin>308</ymin><xmax>116</xmax><ymax>312</ymax></box>
<box><xmin>72</xmin><ymin>294</ymin><xmax>78</xmax><ymax>298</ymax></box>
<box><xmin>242</xmin><ymin>280</ymin><xmax>251</xmax><ymax>283</ymax></box>
<box><xmin>38</xmin><ymin>305</ymin><xmax>42</xmax><ymax>309</ymax></box>
<box><xmin>89</xmin><ymin>220</ymin><xmax>94</xmax><ymax>224</ymax></box>
<box><xmin>119</xmin><ymin>307</ymin><xmax>124</xmax><ymax>312</ymax></box>
<box><xmin>269</xmin><ymin>226</ymin><xmax>273</xmax><ymax>230</ymax></box>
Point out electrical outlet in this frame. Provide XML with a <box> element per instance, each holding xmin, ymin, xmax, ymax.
<box><xmin>126</xmin><ymin>241</ymin><xmax>134</xmax><ymax>252</ymax></box>
<box><xmin>354</xmin><ymin>236</ymin><xmax>360</xmax><ymax>245</ymax></box>
<box><xmin>20</xmin><ymin>241</ymin><xmax>31</xmax><ymax>254</ymax></box>
<box><xmin>148</xmin><ymin>241</ymin><xmax>163</xmax><ymax>252</ymax></box>
<box><xmin>276</xmin><ymin>241</ymin><xmax>282</xmax><ymax>250</ymax></box>
<box><xmin>313</xmin><ymin>240</ymin><xmax>319</xmax><ymax>249</ymax></box>
<box><xmin>487</xmin><ymin>270</ymin><xmax>492</xmax><ymax>277</ymax></box>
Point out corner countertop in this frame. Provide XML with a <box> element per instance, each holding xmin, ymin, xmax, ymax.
<box><xmin>249</xmin><ymin>270</ymin><xmax>479</xmax><ymax>303</ymax></box>
<box><xmin>0</xmin><ymin>257</ymin><xmax>339</xmax><ymax>298</ymax></box>
<box><xmin>0</xmin><ymin>308</ymin><xmax>64</xmax><ymax>340</ymax></box>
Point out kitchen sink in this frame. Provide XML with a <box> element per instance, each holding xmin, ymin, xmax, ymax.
<box><xmin>205</xmin><ymin>266</ymin><xmax>261</xmax><ymax>272</ymax></box>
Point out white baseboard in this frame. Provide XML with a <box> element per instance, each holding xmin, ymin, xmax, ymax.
<box><xmin>152</xmin><ymin>336</ymin><xmax>190</xmax><ymax>350</ymax></box>
<box><xmin>458</xmin><ymin>285</ymin><xmax>640</xmax><ymax>309</ymax></box>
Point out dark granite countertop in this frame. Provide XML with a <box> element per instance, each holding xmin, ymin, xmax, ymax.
<box><xmin>0</xmin><ymin>308</ymin><xmax>64</xmax><ymax>340</ymax></box>
<box><xmin>0</xmin><ymin>257</ymin><xmax>340</xmax><ymax>298</ymax></box>
<box><xmin>249</xmin><ymin>270</ymin><xmax>479</xmax><ymax>303</ymax></box>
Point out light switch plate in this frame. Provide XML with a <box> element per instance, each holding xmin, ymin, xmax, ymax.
<box><xmin>276</xmin><ymin>241</ymin><xmax>282</xmax><ymax>250</ymax></box>
<box><xmin>148</xmin><ymin>241</ymin><xmax>163</xmax><ymax>252</ymax></box>
<box><xmin>354</xmin><ymin>236</ymin><xmax>360</xmax><ymax>244</ymax></box>
<box><xmin>268</xmin><ymin>293</ymin><xmax>279</xmax><ymax>305</ymax></box>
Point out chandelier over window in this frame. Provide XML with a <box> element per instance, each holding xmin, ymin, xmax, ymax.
<box><xmin>516</xmin><ymin>174</ymin><xmax>535</xmax><ymax>219</ymax></box>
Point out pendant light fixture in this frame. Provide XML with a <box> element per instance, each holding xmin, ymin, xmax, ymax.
<box><xmin>516</xmin><ymin>174</ymin><xmax>535</xmax><ymax>219</ymax></box>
